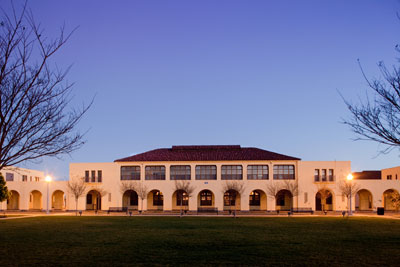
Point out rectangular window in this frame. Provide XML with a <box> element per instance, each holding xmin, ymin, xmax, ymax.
<box><xmin>314</xmin><ymin>169</ymin><xmax>320</xmax><ymax>182</ymax></box>
<box><xmin>321</xmin><ymin>169</ymin><xmax>327</xmax><ymax>181</ymax></box>
<box><xmin>121</xmin><ymin>166</ymin><xmax>141</xmax><ymax>180</ymax></box>
<box><xmin>22</xmin><ymin>175</ymin><xmax>27</xmax><ymax>182</ymax></box>
<box><xmin>195</xmin><ymin>165</ymin><xmax>217</xmax><ymax>180</ymax></box>
<box><xmin>247</xmin><ymin>165</ymin><xmax>269</xmax><ymax>180</ymax></box>
<box><xmin>328</xmin><ymin>169</ymin><xmax>334</xmax><ymax>181</ymax></box>
<box><xmin>221</xmin><ymin>165</ymin><xmax>243</xmax><ymax>180</ymax></box>
<box><xmin>98</xmin><ymin>170</ymin><xmax>102</xmax><ymax>183</ymax></box>
<box><xmin>108</xmin><ymin>193</ymin><xmax>111</xmax><ymax>202</ymax></box>
<box><xmin>387</xmin><ymin>175</ymin><xmax>392</xmax><ymax>180</ymax></box>
<box><xmin>273</xmin><ymin>165</ymin><xmax>295</xmax><ymax>180</ymax></box>
<box><xmin>85</xmin><ymin>171</ymin><xmax>89</xmax><ymax>182</ymax></box>
<box><xmin>170</xmin><ymin>165</ymin><xmax>191</xmax><ymax>180</ymax></box>
<box><xmin>5</xmin><ymin>173</ymin><xmax>14</xmax><ymax>181</ymax></box>
<box><xmin>30</xmin><ymin>176</ymin><xmax>32</xmax><ymax>182</ymax></box>
<box><xmin>35</xmin><ymin>177</ymin><xmax>40</xmax><ymax>182</ymax></box>
<box><xmin>304</xmin><ymin>192</ymin><xmax>308</xmax><ymax>203</ymax></box>
<box><xmin>91</xmin><ymin>170</ymin><xmax>96</xmax><ymax>182</ymax></box>
<box><xmin>145</xmin><ymin>166</ymin><xmax>166</xmax><ymax>180</ymax></box>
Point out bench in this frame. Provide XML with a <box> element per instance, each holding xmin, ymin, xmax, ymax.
<box><xmin>197</xmin><ymin>207</ymin><xmax>218</xmax><ymax>215</ymax></box>
<box><xmin>107</xmin><ymin>207</ymin><xmax>127</xmax><ymax>214</ymax></box>
<box><xmin>290</xmin><ymin>208</ymin><xmax>314</xmax><ymax>214</ymax></box>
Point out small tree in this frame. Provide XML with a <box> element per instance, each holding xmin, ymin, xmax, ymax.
<box><xmin>120</xmin><ymin>181</ymin><xmax>136</xmax><ymax>208</ymax></box>
<box><xmin>174</xmin><ymin>180</ymin><xmax>195</xmax><ymax>216</ymax></box>
<box><xmin>266</xmin><ymin>180</ymin><xmax>299</xmax><ymax>211</ymax></box>
<box><xmin>0</xmin><ymin>173</ymin><xmax>9</xmax><ymax>203</ymax></box>
<box><xmin>339</xmin><ymin>180</ymin><xmax>360</xmax><ymax>213</ymax></box>
<box><xmin>222</xmin><ymin>181</ymin><xmax>245</xmax><ymax>217</ymax></box>
<box><xmin>67</xmin><ymin>177</ymin><xmax>86</xmax><ymax>216</ymax></box>
<box><xmin>390</xmin><ymin>191</ymin><xmax>400</xmax><ymax>211</ymax></box>
<box><xmin>135</xmin><ymin>182</ymin><xmax>148</xmax><ymax>214</ymax></box>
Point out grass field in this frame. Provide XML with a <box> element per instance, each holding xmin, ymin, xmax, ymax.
<box><xmin>1</xmin><ymin>216</ymin><xmax>400</xmax><ymax>266</ymax></box>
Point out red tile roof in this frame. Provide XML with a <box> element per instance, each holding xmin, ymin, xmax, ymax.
<box><xmin>114</xmin><ymin>145</ymin><xmax>300</xmax><ymax>162</ymax></box>
<box><xmin>352</xmin><ymin>171</ymin><xmax>381</xmax><ymax>180</ymax></box>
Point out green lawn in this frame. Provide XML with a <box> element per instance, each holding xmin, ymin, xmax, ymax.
<box><xmin>1</xmin><ymin>216</ymin><xmax>400</xmax><ymax>266</ymax></box>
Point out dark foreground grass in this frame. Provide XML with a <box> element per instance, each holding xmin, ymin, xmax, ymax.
<box><xmin>1</xmin><ymin>216</ymin><xmax>400</xmax><ymax>266</ymax></box>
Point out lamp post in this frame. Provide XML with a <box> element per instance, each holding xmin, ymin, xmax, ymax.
<box><xmin>45</xmin><ymin>175</ymin><xmax>52</xmax><ymax>214</ymax></box>
<box><xmin>347</xmin><ymin>174</ymin><xmax>353</xmax><ymax>216</ymax></box>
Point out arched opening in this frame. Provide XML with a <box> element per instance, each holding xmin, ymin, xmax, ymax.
<box><xmin>147</xmin><ymin>190</ymin><xmax>163</xmax><ymax>211</ymax></box>
<box><xmin>356</xmin><ymin>189</ymin><xmax>373</xmax><ymax>211</ymax></box>
<box><xmin>86</xmin><ymin>190</ymin><xmax>101</xmax><ymax>210</ymax></box>
<box><xmin>172</xmin><ymin>190</ymin><xmax>189</xmax><ymax>211</ymax></box>
<box><xmin>223</xmin><ymin>189</ymin><xmax>241</xmax><ymax>211</ymax></box>
<box><xmin>276</xmin><ymin>190</ymin><xmax>292</xmax><ymax>211</ymax></box>
<box><xmin>7</xmin><ymin>190</ymin><xmax>20</xmax><ymax>210</ymax></box>
<box><xmin>122</xmin><ymin>190</ymin><xmax>138</xmax><ymax>210</ymax></box>
<box><xmin>383</xmin><ymin>189</ymin><xmax>398</xmax><ymax>211</ymax></box>
<box><xmin>51</xmin><ymin>190</ymin><xmax>65</xmax><ymax>210</ymax></box>
<box><xmin>249</xmin><ymin>189</ymin><xmax>267</xmax><ymax>211</ymax></box>
<box><xmin>197</xmin><ymin>190</ymin><xmax>214</xmax><ymax>208</ymax></box>
<box><xmin>29</xmin><ymin>190</ymin><xmax>42</xmax><ymax>210</ymax></box>
<box><xmin>315</xmin><ymin>190</ymin><xmax>334</xmax><ymax>211</ymax></box>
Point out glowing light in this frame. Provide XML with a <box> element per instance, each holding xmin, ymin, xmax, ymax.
<box><xmin>45</xmin><ymin>175</ymin><xmax>52</xmax><ymax>182</ymax></box>
<box><xmin>347</xmin><ymin>174</ymin><xmax>353</xmax><ymax>181</ymax></box>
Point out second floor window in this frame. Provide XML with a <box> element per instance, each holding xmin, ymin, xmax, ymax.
<box><xmin>247</xmin><ymin>165</ymin><xmax>269</xmax><ymax>180</ymax></box>
<box><xmin>328</xmin><ymin>169</ymin><xmax>334</xmax><ymax>181</ymax></box>
<box><xmin>195</xmin><ymin>165</ymin><xmax>217</xmax><ymax>180</ymax></box>
<box><xmin>145</xmin><ymin>166</ymin><xmax>165</xmax><ymax>180</ymax></box>
<box><xmin>22</xmin><ymin>175</ymin><xmax>27</xmax><ymax>182</ymax></box>
<box><xmin>273</xmin><ymin>165</ymin><xmax>295</xmax><ymax>180</ymax></box>
<box><xmin>170</xmin><ymin>166</ymin><xmax>191</xmax><ymax>180</ymax></box>
<box><xmin>221</xmin><ymin>165</ymin><xmax>243</xmax><ymax>180</ymax></box>
<box><xmin>321</xmin><ymin>169</ymin><xmax>327</xmax><ymax>181</ymax></box>
<box><xmin>314</xmin><ymin>169</ymin><xmax>320</xmax><ymax>182</ymax></box>
<box><xmin>5</xmin><ymin>173</ymin><xmax>14</xmax><ymax>181</ymax></box>
<box><xmin>85</xmin><ymin>171</ymin><xmax>89</xmax><ymax>182</ymax></box>
<box><xmin>121</xmin><ymin>166</ymin><xmax>141</xmax><ymax>180</ymax></box>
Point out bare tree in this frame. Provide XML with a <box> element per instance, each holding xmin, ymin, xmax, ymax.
<box><xmin>120</xmin><ymin>181</ymin><xmax>138</xmax><ymax>210</ymax></box>
<box><xmin>266</xmin><ymin>182</ymin><xmax>283</xmax><ymax>201</ymax></box>
<box><xmin>222</xmin><ymin>181</ymin><xmax>245</xmax><ymax>217</ymax></box>
<box><xmin>135</xmin><ymin>182</ymin><xmax>148</xmax><ymax>214</ymax></box>
<box><xmin>67</xmin><ymin>177</ymin><xmax>86</xmax><ymax>216</ymax></box>
<box><xmin>342</xmin><ymin>54</ymin><xmax>400</xmax><ymax>154</ymax></box>
<box><xmin>339</xmin><ymin>180</ymin><xmax>360</xmax><ymax>213</ymax></box>
<box><xmin>390</xmin><ymin>191</ymin><xmax>400</xmax><ymax>211</ymax></box>
<box><xmin>0</xmin><ymin>3</ymin><xmax>92</xmax><ymax>171</ymax></box>
<box><xmin>174</xmin><ymin>180</ymin><xmax>195</xmax><ymax>216</ymax></box>
<box><xmin>266</xmin><ymin>180</ymin><xmax>299</xmax><ymax>211</ymax></box>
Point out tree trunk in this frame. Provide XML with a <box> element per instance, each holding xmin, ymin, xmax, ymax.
<box><xmin>75</xmin><ymin>197</ymin><xmax>78</xmax><ymax>216</ymax></box>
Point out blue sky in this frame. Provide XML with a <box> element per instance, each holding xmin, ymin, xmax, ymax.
<box><xmin>2</xmin><ymin>0</ymin><xmax>400</xmax><ymax>180</ymax></box>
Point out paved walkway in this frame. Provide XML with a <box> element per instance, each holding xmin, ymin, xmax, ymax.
<box><xmin>1</xmin><ymin>210</ymin><xmax>400</xmax><ymax>220</ymax></box>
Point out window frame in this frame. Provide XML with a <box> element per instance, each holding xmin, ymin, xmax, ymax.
<box><xmin>145</xmin><ymin>166</ymin><xmax>166</xmax><ymax>180</ymax></box>
<box><xmin>221</xmin><ymin>165</ymin><xmax>243</xmax><ymax>180</ymax></box>
<box><xmin>121</xmin><ymin>166</ymin><xmax>141</xmax><ymax>181</ymax></box>
<box><xmin>273</xmin><ymin>165</ymin><xmax>295</xmax><ymax>180</ymax></box>
<box><xmin>195</xmin><ymin>165</ymin><xmax>217</xmax><ymax>180</ymax></box>
<box><xmin>170</xmin><ymin>165</ymin><xmax>191</xmax><ymax>180</ymax></box>
<box><xmin>247</xmin><ymin>165</ymin><xmax>269</xmax><ymax>180</ymax></box>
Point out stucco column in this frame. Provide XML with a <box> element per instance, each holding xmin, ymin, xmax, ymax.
<box><xmin>268</xmin><ymin>196</ymin><xmax>276</xmax><ymax>211</ymax></box>
<box><xmin>163</xmin><ymin>191</ymin><xmax>172</xmax><ymax>211</ymax></box>
<box><xmin>215</xmin><ymin>191</ymin><xmax>223</xmax><ymax>211</ymax></box>
<box><xmin>241</xmin><ymin>191</ymin><xmax>249</xmax><ymax>212</ymax></box>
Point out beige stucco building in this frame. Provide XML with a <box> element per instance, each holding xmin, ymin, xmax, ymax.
<box><xmin>1</xmin><ymin>145</ymin><xmax>400</xmax><ymax>213</ymax></box>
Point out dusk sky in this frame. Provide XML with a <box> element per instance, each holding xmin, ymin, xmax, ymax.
<box><xmin>2</xmin><ymin>0</ymin><xmax>400</xmax><ymax>180</ymax></box>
